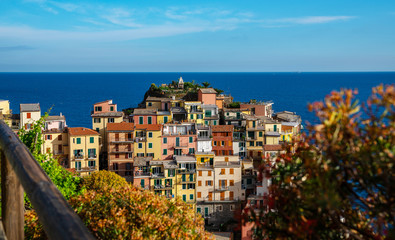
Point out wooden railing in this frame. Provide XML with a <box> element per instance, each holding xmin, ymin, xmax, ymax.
<box><xmin>0</xmin><ymin>120</ymin><xmax>95</xmax><ymax>240</ymax></box>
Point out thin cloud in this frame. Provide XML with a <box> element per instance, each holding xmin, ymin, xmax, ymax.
<box><xmin>272</xmin><ymin>16</ymin><xmax>356</xmax><ymax>24</ymax></box>
<box><xmin>0</xmin><ymin>45</ymin><xmax>35</xmax><ymax>51</ymax></box>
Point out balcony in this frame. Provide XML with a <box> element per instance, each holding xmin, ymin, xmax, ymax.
<box><xmin>152</xmin><ymin>184</ymin><xmax>173</xmax><ymax>190</ymax></box>
<box><xmin>134</xmin><ymin>136</ymin><xmax>146</xmax><ymax>142</ymax></box>
<box><xmin>110</xmin><ymin>138</ymin><xmax>133</xmax><ymax>144</ymax></box>
<box><xmin>177</xmin><ymin>168</ymin><xmax>196</xmax><ymax>174</ymax></box>
<box><xmin>87</xmin><ymin>154</ymin><xmax>97</xmax><ymax>159</ymax></box>
<box><xmin>215</xmin><ymin>186</ymin><xmax>229</xmax><ymax>191</ymax></box>
<box><xmin>134</xmin><ymin>171</ymin><xmax>150</xmax><ymax>177</ymax></box>
<box><xmin>74</xmin><ymin>154</ymin><xmax>84</xmax><ymax>160</ymax></box>
<box><xmin>77</xmin><ymin>166</ymin><xmax>97</xmax><ymax>172</ymax></box>
<box><xmin>110</xmin><ymin>148</ymin><xmax>133</xmax><ymax>154</ymax></box>
<box><xmin>151</xmin><ymin>173</ymin><xmax>165</xmax><ymax>178</ymax></box>
<box><xmin>177</xmin><ymin>178</ymin><xmax>195</xmax><ymax>184</ymax></box>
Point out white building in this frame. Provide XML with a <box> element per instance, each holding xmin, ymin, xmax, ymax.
<box><xmin>20</xmin><ymin>103</ymin><xmax>41</xmax><ymax>130</ymax></box>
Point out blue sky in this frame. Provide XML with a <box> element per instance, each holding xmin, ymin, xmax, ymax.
<box><xmin>0</xmin><ymin>0</ymin><xmax>394</xmax><ymax>72</ymax></box>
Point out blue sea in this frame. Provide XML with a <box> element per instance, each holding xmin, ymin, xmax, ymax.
<box><xmin>0</xmin><ymin>72</ymin><xmax>394</xmax><ymax>128</ymax></box>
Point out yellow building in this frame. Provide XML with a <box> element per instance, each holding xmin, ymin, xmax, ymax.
<box><xmin>91</xmin><ymin>100</ymin><xmax>124</xmax><ymax>157</ymax></box>
<box><xmin>175</xmin><ymin>155</ymin><xmax>197</xmax><ymax>209</ymax></box>
<box><xmin>134</xmin><ymin>124</ymin><xmax>162</xmax><ymax>160</ymax></box>
<box><xmin>42</xmin><ymin>115</ymin><xmax>68</xmax><ymax>166</ymax></box>
<box><xmin>68</xmin><ymin>127</ymin><xmax>100</xmax><ymax>176</ymax></box>
<box><xmin>150</xmin><ymin>160</ymin><xmax>177</xmax><ymax>198</ymax></box>
<box><xmin>263</xmin><ymin>119</ymin><xmax>281</xmax><ymax>145</ymax></box>
<box><xmin>245</xmin><ymin>116</ymin><xmax>265</xmax><ymax>159</ymax></box>
<box><xmin>184</xmin><ymin>101</ymin><xmax>204</xmax><ymax>124</ymax></box>
<box><xmin>0</xmin><ymin>100</ymin><xmax>14</xmax><ymax>128</ymax></box>
<box><xmin>157</xmin><ymin>111</ymin><xmax>172</xmax><ymax>124</ymax></box>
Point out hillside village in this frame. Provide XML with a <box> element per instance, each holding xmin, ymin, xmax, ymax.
<box><xmin>0</xmin><ymin>77</ymin><xmax>302</xmax><ymax>237</ymax></box>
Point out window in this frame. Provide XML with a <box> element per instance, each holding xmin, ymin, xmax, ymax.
<box><xmin>168</xmin><ymin>169</ymin><xmax>175</xmax><ymax>177</ymax></box>
<box><xmin>137</xmin><ymin>153</ymin><xmax>144</xmax><ymax>157</ymax></box>
<box><xmin>198</xmin><ymin>181</ymin><xmax>202</xmax><ymax>186</ymax></box>
<box><xmin>190</xmin><ymin>194</ymin><xmax>194</xmax><ymax>200</ymax></box>
<box><xmin>46</xmin><ymin>135</ymin><xmax>52</xmax><ymax>140</ymax></box>
<box><xmin>257</xmin><ymin>141</ymin><xmax>263</xmax><ymax>146</ymax></box>
<box><xmin>27</xmin><ymin>113</ymin><xmax>31</xmax><ymax>119</ymax></box>
<box><xmin>148</xmin><ymin>102</ymin><xmax>152</xmax><ymax>107</ymax></box>
<box><xmin>96</xmin><ymin>128</ymin><xmax>100</xmax><ymax>132</ymax></box>
<box><xmin>206</xmin><ymin>180</ymin><xmax>212</xmax><ymax>186</ymax></box>
<box><xmin>205</xmin><ymin>121</ymin><xmax>209</xmax><ymax>126</ymax></box>
<box><xmin>163</xmin><ymin>137</ymin><xmax>167</xmax><ymax>144</ymax></box>
<box><xmin>221</xmin><ymin>141</ymin><xmax>225</xmax><ymax>146</ymax></box>
<box><xmin>208</xmin><ymin>171</ymin><xmax>212</xmax><ymax>177</ymax></box>
<box><xmin>252</xmin><ymin>121</ymin><xmax>256</xmax><ymax>128</ymax></box>
<box><xmin>197</xmin><ymin>192</ymin><xmax>202</xmax><ymax>198</ymax></box>
<box><xmin>148</xmin><ymin>116</ymin><xmax>152</xmax><ymax>124</ymax></box>
<box><xmin>189</xmin><ymin>137</ymin><xmax>193</xmax><ymax>143</ymax></box>
<box><xmin>90</xmin><ymin>137</ymin><xmax>94</xmax><ymax>143</ymax></box>
<box><xmin>213</xmin><ymin>120</ymin><xmax>217</xmax><ymax>125</ymax></box>
<box><xmin>188</xmin><ymin>148</ymin><xmax>194</xmax><ymax>154</ymax></box>
<box><xmin>220</xmin><ymin>169</ymin><xmax>225</xmax><ymax>175</ymax></box>
<box><xmin>230</xmin><ymin>204</ymin><xmax>235</xmax><ymax>211</ymax></box>
<box><xmin>182</xmin><ymin>184</ymin><xmax>186</xmax><ymax>189</ymax></box>
<box><xmin>94</xmin><ymin>106</ymin><xmax>102</xmax><ymax>112</ymax></box>
<box><xmin>108</xmin><ymin>118</ymin><xmax>114</xmax><ymax>123</ymax></box>
<box><xmin>110</xmin><ymin>106</ymin><xmax>114</xmax><ymax>111</ymax></box>
<box><xmin>141</xmin><ymin>179</ymin><xmax>145</xmax><ymax>188</ymax></box>
<box><xmin>213</xmin><ymin>141</ymin><xmax>217</xmax><ymax>146</ymax></box>
<box><xmin>94</xmin><ymin>118</ymin><xmax>101</xmax><ymax>123</ymax></box>
<box><xmin>205</xmin><ymin>207</ymin><xmax>209</xmax><ymax>217</ymax></box>
<box><xmin>182</xmin><ymin>195</ymin><xmax>186</xmax><ymax>201</ymax></box>
<box><xmin>58</xmin><ymin>135</ymin><xmax>62</xmax><ymax>141</ymax></box>
<box><xmin>198</xmin><ymin>171</ymin><xmax>202</xmax><ymax>176</ymax></box>
<box><xmin>115</xmin><ymin>154</ymin><xmax>119</xmax><ymax>158</ymax></box>
<box><xmin>148</xmin><ymin>143</ymin><xmax>153</xmax><ymax>148</ymax></box>
<box><xmin>175</xmin><ymin>137</ymin><xmax>180</xmax><ymax>147</ymax></box>
<box><xmin>138</xmin><ymin>143</ymin><xmax>143</xmax><ymax>149</ymax></box>
<box><xmin>230</xmin><ymin>168</ymin><xmax>234</xmax><ymax>174</ymax></box>
<box><xmin>229</xmin><ymin>191</ymin><xmax>234</xmax><ymax>200</ymax></box>
<box><xmin>197</xmin><ymin>114</ymin><xmax>203</xmax><ymax>119</ymax></box>
<box><xmin>225</xmin><ymin>157</ymin><xmax>229</xmax><ymax>162</ymax></box>
<box><xmin>76</xmin><ymin>138</ymin><xmax>81</xmax><ymax>144</ymax></box>
<box><xmin>75</xmin><ymin>162</ymin><xmax>81</xmax><ymax>170</ymax></box>
<box><xmin>139</xmin><ymin>116</ymin><xmax>143</xmax><ymax>124</ymax></box>
<box><xmin>208</xmin><ymin>193</ymin><xmax>213</xmax><ymax>201</ymax></box>
<box><xmin>249</xmin><ymin>141</ymin><xmax>254</xmax><ymax>147</ymax></box>
<box><xmin>188</xmin><ymin>183</ymin><xmax>195</xmax><ymax>189</ymax></box>
<box><xmin>164</xmin><ymin>116</ymin><xmax>168</xmax><ymax>123</ymax></box>
<box><xmin>88</xmin><ymin>161</ymin><xmax>95</xmax><ymax>167</ymax></box>
<box><xmin>217</xmin><ymin>205</ymin><xmax>223</xmax><ymax>211</ymax></box>
<box><xmin>247</xmin><ymin>178</ymin><xmax>252</xmax><ymax>185</ymax></box>
<box><xmin>163</xmin><ymin>149</ymin><xmax>167</xmax><ymax>155</ymax></box>
<box><xmin>259</xmin><ymin>131</ymin><xmax>263</xmax><ymax>137</ymax></box>
<box><xmin>146</xmin><ymin>132</ymin><xmax>152</xmax><ymax>138</ymax></box>
<box><xmin>220</xmin><ymin>192</ymin><xmax>225</xmax><ymax>201</ymax></box>
<box><xmin>190</xmin><ymin>114</ymin><xmax>194</xmax><ymax>119</ymax></box>
<box><xmin>189</xmin><ymin>174</ymin><xmax>194</xmax><ymax>181</ymax></box>
<box><xmin>230</xmin><ymin>180</ymin><xmax>234</xmax><ymax>186</ymax></box>
<box><xmin>88</xmin><ymin>148</ymin><xmax>96</xmax><ymax>158</ymax></box>
<box><xmin>205</xmin><ymin>110</ymin><xmax>211</xmax><ymax>117</ymax></box>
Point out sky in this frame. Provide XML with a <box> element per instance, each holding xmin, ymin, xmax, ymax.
<box><xmin>0</xmin><ymin>0</ymin><xmax>394</xmax><ymax>72</ymax></box>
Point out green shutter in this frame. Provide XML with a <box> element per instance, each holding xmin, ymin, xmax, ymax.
<box><xmin>90</xmin><ymin>137</ymin><xmax>94</xmax><ymax>143</ymax></box>
<box><xmin>182</xmin><ymin>195</ymin><xmax>186</xmax><ymax>201</ymax></box>
<box><xmin>164</xmin><ymin>116</ymin><xmax>168</xmax><ymax>123</ymax></box>
<box><xmin>274</xmin><ymin>125</ymin><xmax>277</xmax><ymax>131</ymax></box>
<box><xmin>190</xmin><ymin>194</ymin><xmax>193</xmax><ymax>200</ymax></box>
<box><xmin>148</xmin><ymin>117</ymin><xmax>152</xmax><ymax>124</ymax></box>
<box><xmin>149</xmin><ymin>143</ymin><xmax>153</xmax><ymax>148</ymax></box>
<box><xmin>253</xmin><ymin>121</ymin><xmax>256</xmax><ymax>128</ymax></box>
<box><xmin>214</xmin><ymin>120</ymin><xmax>217</xmax><ymax>125</ymax></box>
<box><xmin>139</xmin><ymin>117</ymin><xmax>143</xmax><ymax>124</ymax></box>
<box><xmin>163</xmin><ymin>137</ymin><xmax>167</xmax><ymax>144</ymax></box>
<box><xmin>205</xmin><ymin>208</ymin><xmax>208</xmax><ymax>216</ymax></box>
<box><xmin>197</xmin><ymin>208</ymin><xmax>201</xmax><ymax>213</ymax></box>
<box><xmin>176</xmin><ymin>137</ymin><xmax>180</xmax><ymax>146</ymax></box>
<box><xmin>141</xmin><ymin>179</ymin><xmax>145</xmax><ymax>188</ymax></box>
<box><xmin>189</xmin><ymin>137</ymin><xmax>193</xmax><ymax>143</ymax></box>
<box><xmin>189</xmin><ymin>174</ymin><xmax>193</xmax><ymax>181</ymax></box>
<box><xmin>77</xmin><ymin>138</ymin><xmax>81</xmax><ymax>144</ymax></box>
<box><xmin>182</xmin><ymin>174</ymin><xmax>186</xmax><ymax>181</ymax></box>
<box><xmin>259</xmin><ymin>132</ymin><xmax>263</xmax><ymax>137</ymax></box>
<box><xmin>163</xmin><ymin>149</ymin><xmax>167</xmax><ymax>155</ymax></box>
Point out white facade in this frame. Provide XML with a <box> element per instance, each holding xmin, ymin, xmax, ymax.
<box><xmin>20</xmin><ymin>103</ymin><xmax>41</xmax><ymax>130</ymax></box>
<box><xmin>197</xmin><ymin>140</ymin><xmax>212</xmax><ymax>153</ymax></box>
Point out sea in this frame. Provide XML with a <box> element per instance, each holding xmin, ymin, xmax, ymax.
<box><xmin>0</xmin><ymin>72</ymin><xmax>394</xmax><ymax>128</ymax></box>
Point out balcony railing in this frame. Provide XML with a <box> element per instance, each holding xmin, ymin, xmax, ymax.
<box><xmin>74</xmin><ymin>154</ymin><xmax>84</xmax><ymax>159</ymax></box>
<box><xmin>110</xmin><ymin>148</ymin><xmax>133</xmax><ymax>154</ymax></box>
<box><xmin>215</xmin><ymin>186</ymin><xmax>229</xmax><ymax>191</ymax></box>
<box><xmin>134</xmin><ymin>171</ymin><xmax>150</xmax><ymax>177</ymax></box>
<box><xmin>110</xmin><ymin>138</ymin><xmax>133</xmax><ymax>143</ymax></box>
<box><xmin>177</xmin><ymin>168</ymin><xmax>196</xmax><ymax>174</ymax></box>
<box><xmin>87</xmin><ymin>154</ymin><xmax>97</xmax><ymax>159</ymax></box>
<box><xmin>151</xmin><ymin>173</ymin><xmax>165</xmax><ymax>178</ymax></box>
<box><xmin>0</xmin><ymin>120</ymin><xmax>94</xmax><ymax>240</ymax></box>
<box><xmin>77</xmin><ymin>166</ymin><xmax>97</xmax><ymax>172</ymax></box>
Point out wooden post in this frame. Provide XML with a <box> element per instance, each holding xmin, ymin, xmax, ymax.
<box><xmin>1</xmin><ymin>150</ymin><xmax>24</xmax><ymax>240</ymax></box>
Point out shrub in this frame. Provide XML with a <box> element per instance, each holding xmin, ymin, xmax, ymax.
<box><xmin>82</xmin><ymin>170</ymin><xmax>129</xmax><ymax>192</ymax></box>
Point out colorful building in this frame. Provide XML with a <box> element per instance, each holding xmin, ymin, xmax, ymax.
<box><xmin>134</xmin><ymin>124</ymin><xmax>162</xmax><ymax>160</ymax></box>
<box><xmin>202</xmin><ymin>104</ymin><xmax>219</xmax><ymax>126</ymax></box>
<box><xmin>107</xmin><ymin>122</ymin><xmax>134</xmax><ymax>182</ymax></box>
<box><xmin>245</xmin><ymin>116</ymin><xmax>265</xmax><ymax>160</ymax></box>
<box><xmin>212</xmin><ymin>125</ymin><xmax>234</xmax><ymax>156</ymax></box>
<box><xmin>184</xmin><ymin>101</ymin><xmax>204</xmax><ymax>124</ymax></box>
<box><xmin>68</xmin><ymin>127</ymin><xmax>100</xmax><ymax>176</ymax></box>
<box><xmin>133</xmin><ymin>108</ymin><xmax>157</xmax><ymax>125</ymax></box>
<box><xmin>20</xmin><ymin>103</ymin><xmax>41</xmax><ymax>130</ymax></box>
<box><xmin>175</xmin><ymin>155</ymin><xmax>197</xmax><ymax>209</ymax></box>
<box><xmin>42</xmin><ymin>115</ymin><xmax>68</xmax><ymax>166</ymax></box>
<box><xmin>198</xmin><ymin>88</ymin><xmax>217</xmax><ymax>105</ymax></box>
<box><xmin>132</xmin><ymin>157</ymin><xmax>151</xmax><ymax>190</ymax></box>
<box><xmin>161</xmin><ymin>123</ymin><xmax>197</xmax><ymax>160</ymax></box>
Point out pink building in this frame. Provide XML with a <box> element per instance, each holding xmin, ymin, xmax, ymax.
<box><xmin>198</xmin><ymin>88</ymin><xmax>217</xmax><ymax>105</ymax></box>
<box><xmin>133</xmin><ymin>157</ymin><xmax>151</xmax><ymax>190</ymax></box>
<box><xmin>161</xmin><ymin>123</ymin><xmax>197</xmax><ymax>160</ymax></box>
<box><xmin>93</xmin><ymin>100</ymin><xmax>117</xmax><ymax>114</ymax></box>
<box><xmin>133</xmin><ymin>109</ymin><xmax>157</xmax><ymax>125</ymax></box>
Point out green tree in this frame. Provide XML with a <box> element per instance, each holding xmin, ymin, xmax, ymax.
<box><xmin>202</xmin><ymin>82</ymin><xmax>211</xmax><ymax>88</ymax></box>
<box><xmin>247</xmin><ymin>85</ymin><xmax>395</xmax><ymax>239</ymax></box>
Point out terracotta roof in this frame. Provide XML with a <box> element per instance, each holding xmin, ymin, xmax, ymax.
<box><xmin>264</xmin><ymin>144</ymin><xmax>282</xmax><ymax>151</ymax></box>
<box><xmin>68</xmin><ymin>127</ymin><xmax>99</xmax><ymax>136</ymax></box>
<box><xmin>211</xmin><ymin>125</ymin><xmax>234</xmax><ymax>132</ymax></box>
<box><xmin>107</xmin><ymin>122</ymin><xmax>134</xmax><ymax>131</ymax></box>
<box><xmin>199</xmin><ymin>88</ymin><xmax>217</xmax><ymax>94</ymax></box>
<box><xmin>135</xmin><ymin>124</ymin><xmax>162</xmax><ymax>131</ymax></box>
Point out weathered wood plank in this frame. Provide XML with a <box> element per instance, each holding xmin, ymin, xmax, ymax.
<box><xmin>0</xmin><ymin>121</ymin><xmax>95</xmax><ymax>240</ymax></box>
<box><xmin>1</xmin><ymin>150</ymin><xmax>24</xmax><ymax>240</ymax></box>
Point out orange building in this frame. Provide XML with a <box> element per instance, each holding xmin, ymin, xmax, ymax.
<box><xmin>107</xmin><ymin>122</ymin><xmax>134</xmax><ymax>182</ymax></box>
<box><xmin>211</xmin><ymin>125</ymin><xmax>234</xmax><ymax>156</ymax></box>
<box><xmin>198</xmin><ymin>88</ymin><xmax>217</xmax><ymax>105</ymax></box>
